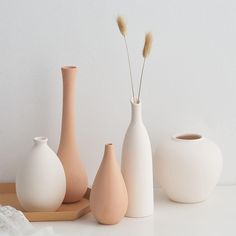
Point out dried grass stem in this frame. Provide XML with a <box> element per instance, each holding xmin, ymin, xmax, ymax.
<box><xmin>124</xmin><ymin>37</ymin><xmax>135</xmax><ymax>100</ymax></box>
<box><xmin>137</xmin><ymin>58</ymin><xmax>146</xmax><ymax>102</ymax></box>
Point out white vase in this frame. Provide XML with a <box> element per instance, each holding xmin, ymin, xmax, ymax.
<box><xmin>16</xmin><ymin>137</ymin><xmax>66</xmax><ymax>212</ymax></box>
<box><xmin>121</xmin><ymin>100</ymin><xmax>154</xmax><ymax>217</ymax></box>
<box><xmin>156</xmin><ymin>134</ymin><xmax>223</xmax><ymax>203</ymax></box>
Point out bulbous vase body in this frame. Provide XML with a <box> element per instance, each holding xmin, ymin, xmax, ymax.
<box><xmin>121</xmin><ymin>101</ymin><xmax>154</xmax><ymax>217</ymax></box>
<box><xmin>58</xmin><ymin>66</ymin><xmax>88</xmax><ymax>203</ymax></box>
<box><xmin>16</xmin><ymin>137</ymin><xmax>66</xmax><ymax>212</ymax></box>
<box><xmin>90</xmin><ymin>144</ymin><xmax>128</xmax><ymax>225</ymax></box>
<box><xmin>156</xmin><ymin>134</ymin><xmax>223</xmax><ymax>203</ymax></box>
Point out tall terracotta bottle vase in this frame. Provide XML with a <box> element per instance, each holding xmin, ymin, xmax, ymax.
<box><xmin>90</xmin><ymin>144</ymin><xmax>128</xmax><ymax>225</ymax></box>
<box><xmin>58</xmin><ymin>66</ymin><xmax>88</xmax><ymax>203</ymax></box>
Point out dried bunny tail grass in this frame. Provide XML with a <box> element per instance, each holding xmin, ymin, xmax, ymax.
<box><xmin>138</xmin><ymin>32</ymin><xmax>153</xmax><ymax>102</ymax></box>
<box><xmin>116</xmin><ymin>15</ymin><xmax>135</xmax><ymax>100</ymax></box>
<box><xmin>143</xmin><ymin>32</ymin><xmax>153</xmax><ymax>58</ymax></box>
<box><xmin>117</xmin><ymin>16</ymin><xmax>127</xmax><ymax>36</ymax></box>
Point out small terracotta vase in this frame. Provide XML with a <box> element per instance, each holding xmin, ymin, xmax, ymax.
<box><xmin>90</xmin><ymin>144</ymin><xmax>128</xmax><ymax>225</ymax></box>
<box><xmin>58</xmin><ymin>66</ymin><xmax>88</xmax><ymax>203</ymax></box>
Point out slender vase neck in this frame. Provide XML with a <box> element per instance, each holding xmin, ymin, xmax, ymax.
<box><xmin>104</xmin><ymin>144</ymin><xmax>115</xmax><ymax>159</ymax></box>
<box><xmin>130</xmin><ymin>101</ymin><xmax>142</xmax><ymax>123</ymax></box>
<box><xmin>33</xmin><ymin>137</ymin><xmax>48</xmax><ymax>146</ymax></box>
<box><xmin>59</xmin><ymin>67</ymin><xmax>77</xmax><ymax>148</ymax></box>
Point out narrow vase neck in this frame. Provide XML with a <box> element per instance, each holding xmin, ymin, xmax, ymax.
<box><xmin>104</xmin><ymin>144</ymin><xmax>114</xmax><ymax>158</ymax></box>
<box><xmin>59</xmin><ymin>66</ymin><xmax>77</xmax><ymax>148</ymax></box>
<box><xmin>131</xmin><ymin>101</ymin><xmax>142</xmax><ymax>123</ymax></box>
<box><xmin>102</xmin><ymin>144</ymin><xmax>116</xmax><ymax>166</ymax></box>
<box><xmin>33</xmin><ymin>137</ymin><xmax>48</xmax><ymax>146</ymax></box>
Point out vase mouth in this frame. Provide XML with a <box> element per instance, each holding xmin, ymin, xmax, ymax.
<box><xmin>173</xmin><ymin>133</ymin><xmax>203</xmax><ymax>141</ymax></box>
<box><xmin>33</xmin><ymin>137</ymin><xmax>48</xmax><ymax>143</ymax></box>
<box><xmin>61</xmin><ymin>66</ymin><xmax>77</xmax><ymax>70</ymax></box>
<box><xmin>130</xmin><ymin>98</ymin><xmax>141</xmax><ymax>106</ymax></box>
<box><xmin>105</xmin><ymin>143</ymin><xmax>113</xmax><ymax>147</ymax></box>
<box><xmin>105</xmin><ymin>143</ymin><xmax>114</xmax><ymax>152</ymax></box>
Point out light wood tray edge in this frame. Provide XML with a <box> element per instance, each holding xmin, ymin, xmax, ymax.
<box><xmin>0</xmin><ymin>183</ymin><xmax>91</xmax><ymax>199</ymax></box>
<box><xmin>0</xmin><ymin>183</ymin><xmax>91</xmax><ymax>222</ymax></box>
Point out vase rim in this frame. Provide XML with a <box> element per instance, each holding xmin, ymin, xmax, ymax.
<box><xmin>33</xmin><ymin>136</ymin><xmax>48</xmax><ymax>143</ymax></box>
<box><xmin>105</xmin><ymin>143</ymin><xmax>113</xmax><ymax>147</ymax></box>
<box><xmin>61</xmin><ymin>66</ymin><xmax>77</xmax><ymax>70</ymax></box>
<box><xmin>172</xmin><ymin>133</ymin><xmax>203</xmax><ymax>141</ymax></box>
<box><xmin>130</xmin><ymin>98</ymin><xmax>141</xmax><ymax>106</ymax></box>
<box><xmin>104</xmin><ymin>143</ymin><xmax>114</xmax><ymax>153</ymax></box>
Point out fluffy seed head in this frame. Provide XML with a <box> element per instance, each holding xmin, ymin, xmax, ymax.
<box><xmin>143</xmin><ymin>32</ymin><xmax>153</xmax><ymax>58</ymax></box>
<box><xmin>117</xmin><ymin>16</ymin><xmax>127</xmax><ymax>36</ymax></box>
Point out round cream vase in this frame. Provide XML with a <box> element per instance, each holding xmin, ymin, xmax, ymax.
<box><xmin>156</xmin><ymin>134</ymin><xmax>223</xmax><ymax>203</ymax></box>
<box><xmin>16</xmin><ymin>137</ymin><xmax>66</xmax><ymax>212</ymax></box>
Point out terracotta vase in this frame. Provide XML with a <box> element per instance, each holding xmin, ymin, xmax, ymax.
<box><xmin>57</xmin><ymin>66</ymin><xmax>88</xmax><ymax>203</ymax></box>
<box><xmin>90</xmin><ymin>144</ymin><xmax>128</xmax><ymax>225</ymax></box>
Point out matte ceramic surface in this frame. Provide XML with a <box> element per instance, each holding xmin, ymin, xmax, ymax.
<box><xmin>21</xmin><ymin>186</ymin><xmax>236</xmax><ymax>236</ymax></box>
<box><xmin>90</xmin><ymin>144</ymin><xmax>128</xmax><ymax>225</ymax></box>
<box><xmin>58</xmin><ymin>66</ymin><xmax>88</xmax><ymax>203</ymax></box>
<box><xmin>121</xmin><ymin>101</ymin><xmax>154</xmax><ymax>217</ymax></box>
<box><xmin>16</xmin><ymin>137</ymin><xmax>66</xmax><ymax>212</ymax></box>
<box><xmin>156</xmin><ymin>134</ymin><xmax>223</xmax><ymax>203</ymax></box>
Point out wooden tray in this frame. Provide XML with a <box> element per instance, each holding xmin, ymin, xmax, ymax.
<box><xmin>0</xmin><ymin>183</ymin><xmax>90</xmax><ymax>222</ymax></box>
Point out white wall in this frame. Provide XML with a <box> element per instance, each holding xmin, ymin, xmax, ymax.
<box><xmin>1</xmin><ymin>0</ymin><xmax>236</xmax><ymax>186</ymax></box>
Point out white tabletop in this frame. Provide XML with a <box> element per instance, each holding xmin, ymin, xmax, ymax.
<box><xmin>32</xmin><ymin>186</ymin><xmax>236</xmax><ymax>236</ymax></box>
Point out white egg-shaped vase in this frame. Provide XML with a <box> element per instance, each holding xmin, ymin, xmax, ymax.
<box><xmin>156</xmin><ymin>134</ymin><xmax>223</xmax><ymax>203</ymax></box>
<box><xmin>16</xmin><ymin>137</ymin><xmax>66</xmax><ymax>212</ymax></box>
<box><xmin>121</xmin><ymin>100</ymin><xmax>154</xmax><ymax>217</ymax></box>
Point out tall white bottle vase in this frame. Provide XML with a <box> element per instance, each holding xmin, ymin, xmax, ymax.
<box><xmin>121</xmin><ymin>100</ymin><xmax>154</xmax><ymax>217</ymax></box>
